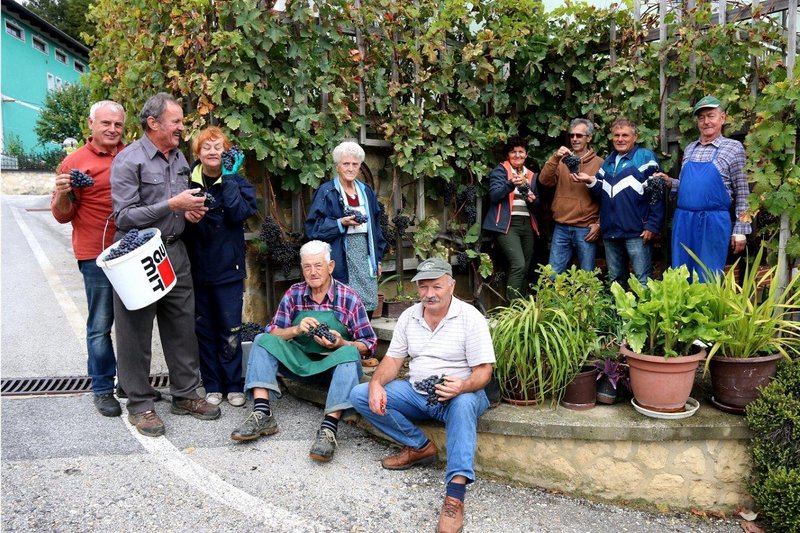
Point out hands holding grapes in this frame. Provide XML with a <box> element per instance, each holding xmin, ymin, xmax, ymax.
<box><xmin>54</xmin><ymin>173</ymin><xmax>73</xmax><ymax>196</ymax></box>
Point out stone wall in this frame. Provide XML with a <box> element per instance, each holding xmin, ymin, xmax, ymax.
<box><xmin>2</xmin><ymin>170</ymin><xmax>53</xmax><ymax>195</ymax></box>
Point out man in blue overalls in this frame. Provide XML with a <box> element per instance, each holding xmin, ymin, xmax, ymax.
<box><xmin>656</xmin><ymin>96</ymin><xmax>751</xmax><ymax>280</ymax></box>
<box><xmin>229</xmin><ymin>240</ymin><xmax>378</xmax><ymax>462</ymax></box>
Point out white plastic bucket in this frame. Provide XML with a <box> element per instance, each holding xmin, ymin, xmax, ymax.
<box><xmin>96</xmin><ymin>228</ymin><xmax>177</xmax><ymax>310</ymax></box>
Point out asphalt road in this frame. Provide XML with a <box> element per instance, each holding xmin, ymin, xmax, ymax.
<box><xmin>1</xmin><ymin>194</ymin><xmax>742</xmax><ymax>532</ymax></box>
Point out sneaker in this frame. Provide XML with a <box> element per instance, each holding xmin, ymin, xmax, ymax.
<box><xmin>171</xmin><ymin>397</ymin><xmax>221</xmax><ymax>420</ymax></box>
<box><xmin>230</xmin><ymin>410</ymin><xmax>278</xmax><ymax>441</ymax></box>
<box><xmin>381</xmin><ymin>440</ymin><xmax>438</xmax><ymax>470</ymax></box>
<box><xmin>205</xmin><ymin>392</ymin><xmax>223</xmax><ymax>405</ymax></box>
<box><xmin>435</xmin><ymin>496</ymin><xmax>464</xmax><ymax>533</ymax></box>
<box><xmin>227</xmin><ymin>392</ymin><xmax>246</xmax><ymax>407</ymax></box>
<box><xmin>309</xmin><ymin>428</ymin><xmax>337</xmax><ymax>463</ymax></box>
<box><xmin>93</xmin><ymin>393</ymin><xmax>122</xmax><ymax>417</ymax></box>
<box><xmin>128</xmin><ymin>410</ymin><xmax>165</xmax><ymax>437</ymax></box>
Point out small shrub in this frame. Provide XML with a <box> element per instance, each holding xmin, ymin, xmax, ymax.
<box><xmin>746</xmin><ymin>358</ymin><xmax>800</xmax><ymax>532</ymax></box>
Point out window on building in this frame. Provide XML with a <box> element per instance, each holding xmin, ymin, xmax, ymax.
<box><xmin>55</xmin><ymin>77</ymin><xmax>63</xmax><ymax>90</ymax></box>
<box><xmin>55</xmin><ymin>49</ymin><xmax>67</xmax><ymax>64</ymax></box>
<box><xmin>5</xmin><ymin>20</ymin><xmax>24</xmax><ymax>41</ymax></box>
<box><xmin>32</xmin><ymin>35</ymin><xmax>48</xmax><ymax>54</ymax></box>
<box><xmin>74</xmin><ymin>60</ymin><xmax>86</xmax><ymax>74</ymax></box>
<box><xmin>47</xmin><ymin>73</ymin><xmax>56</xmax><ymax>91</ymax></box>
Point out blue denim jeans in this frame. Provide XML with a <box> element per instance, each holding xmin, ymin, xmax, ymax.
<box><xmin>603</xmin><ymin>237</ymin><xmax>652</xmax><ymax>287</ymax></box>
<box><xmin>245</xmin><ymin>333</ymin><xmax>362</xmax><ymax>415</ymax></box>
<box><xmin>78</xmin><ymin>259</ymin><xmax>116</xmax><ymax>395</ymax></box>
<box><xmin>350</xmin><ymin>380</ymin><xmax>489</xmax><ymax>484</ymax></box>
<box><xmin>548</xmin><ymin>223</ymin><xmax>597</xmax><ymax>274</ymax></box>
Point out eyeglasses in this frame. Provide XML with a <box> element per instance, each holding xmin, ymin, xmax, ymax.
<box><xmin>569</xmin><ymin>133</ymin><xmax>587</xmax><ymax>139</ymax></box>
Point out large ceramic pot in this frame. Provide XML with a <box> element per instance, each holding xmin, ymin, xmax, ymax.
<box><xmin>500</xmin><ymin>376</ymin><xmax>539</xmax><ymax>406</ymax></box>
<box><xmin>620</xmin><ymin>343</ymin><xmax>706</xmax><ymax>413</ymax></box>
<box><xmin>709</xmin><ymin>353</ymin><xmax>782</xmax><ymax>414</ymax></box>
<box><xmin>596</xmin><ymin>377</ymin><xmax>618</xmax><ymax>404</ymax></box>
<box><xmin>561</xmin><ymin>366</ymin><xmax>599</xmax><ymax>411</ymax></box>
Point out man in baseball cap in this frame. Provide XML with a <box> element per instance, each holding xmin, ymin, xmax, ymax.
<box><xmin>350</xmin><ymin>256</ymin><xmax>495</xmax><ymax>533</ymax></box>
<box><xmin>654</xmin><ymin>95</ymin><xmax>751</xmax><ymax>280</ymax></box>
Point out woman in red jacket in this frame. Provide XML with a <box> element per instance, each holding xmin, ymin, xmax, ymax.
<box><xmin>481</xmin><ymin>136</ymin><xmax>539</xmax><ymax>301</ymax></box>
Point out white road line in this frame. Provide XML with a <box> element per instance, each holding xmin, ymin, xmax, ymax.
<box><xmin>10</xmin><ymin>206</ymin><xmax>87</xmax><ymax>353</ymax></box>
<box><xmin>122</xmin><ymin>418</ymin><xmax>314</xmax><ymax>530</ymax></box>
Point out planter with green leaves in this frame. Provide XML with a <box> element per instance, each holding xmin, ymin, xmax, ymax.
<box><xmin>697</xmin><ymin>248</ymin><xmax>800</xmax><ymax>414</ymax></box>
<box><xmin>611</xmin><ymin>266</ymin><xmax>726</xmax><ymax>414</ymax></box>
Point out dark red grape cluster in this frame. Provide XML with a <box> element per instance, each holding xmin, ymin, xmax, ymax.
<box><xmin>517</xmin><ymin>183</ymin><xmax>530</xmax><ymax>197</ymax></box>
<box><xmin>343</xmin><ymin>208</ymin><xmax>368</xmax><ymax>224</ymax></box>
<box><xmin>221</xmin><ymin>145</ymin><xmax>242</xmax><ymax>171</ymax></box>
<box><xmin>443</xmin><ymin>181</ymin><xmax>457</xmax><ymax>204</ymax></box>
<box><xmin>69</xmin><ymin>169</ymin><xmax>94</xmax><ymax>188</ymax></box>
<box><xmin>307</xmin><ymin>323</ymin><xmax>337</xmax><ymax>343</ymax></box>
<box><xmin>378</xmin><ymin>202</ymin><xmax>396</xmax><ymax>243</ymax></box>
<box><xmin>458</xmin><ymin>185</ymin><xmax>477</xmax><ymax>225</ymax></box>
<box><xmin>455</xmin><ymin>251</ymin><xmax>469</xmax><ymax>272</ymax></box>
<box><xmin>103</xmin><ymin>229</ymin><xmax>154</xmax><ymax>261</ymax></box>
<box><xmin>192</xmin><ymin>190</ymin><xmax>215</xmax><ymax>207</ymax></box>
<box><xmin>562</xmin><ymin>154</ymin><xmax>581</xmax><ymax>174</ymax></box>
<box><xmin>392</xmin><ymin>210</ymin><xmax>411</xmax><ymax>236</ymax></box>
<box><xmin>643</xmin><ymin>176</ymin><xmax>666</xmax><ymax>205</ymax></box>
<box><xmin>258</xmin><ymin>216</ymin><xmax>303</xmax><ymax>278</ymax></box>
<box><xmin>239</xmin><ymin>322</ymin><xmax>263</xmax><ymax>342</ymax></box>
<box><xmin>413</xmin><ymin>375</ymin><xmax>446</xmax><ymax>406</ymax></box>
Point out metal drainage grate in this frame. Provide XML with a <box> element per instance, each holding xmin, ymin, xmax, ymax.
<box><xmin>1</xmin><ymin>374</ymin><xmax>170</xmax><ymax>397</ymax></box>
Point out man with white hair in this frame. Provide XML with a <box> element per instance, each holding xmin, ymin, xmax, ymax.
<box><xmin>230</xmin><ymin>240</ymin><xmax>378</xmax><ymax>462</ymax></box>
<box><xmin>51</xmin><ymin>100</ymin><xmax>127</xmax><ymax>417</ymax></box>
<box><xmin>350</xmin><ymin>258</ymin><xmax>496</xmax><ymax>533</ymax></box>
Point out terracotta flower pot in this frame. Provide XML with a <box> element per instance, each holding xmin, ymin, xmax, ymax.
<box><xmin>561</xmin><ymin>366</ymin><xmax>599</xmax><ymax>411</ymax></box>
<box><xmin>500</xmin><ymin>376</ymin><xmax>540</xmax><ymax>406</ymax></box>
<box><xmin>709</xmin><ymin>353</ymin><xmax>782</xmax><ymax>414</ymax></box>
<box><xmin>382</xmin><ymin>299</ymin><xmax>415</xmax><ymax>318</ymax></box>
<box><xmin>620</xmin><ymin>343</ymin><xmax>706</xmax><ymax>413</ymax></box>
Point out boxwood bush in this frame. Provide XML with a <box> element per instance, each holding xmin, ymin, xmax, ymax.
<box><xmin>746</xmin><ymin>358</ymin><xmax>800</xmax><ymax>532</ymax></box>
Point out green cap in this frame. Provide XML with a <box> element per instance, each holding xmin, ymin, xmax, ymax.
<box><xmin>411</xmin><ymin>257</ymin><xmax>453</xmax><ymax>282</ymax></box>
<box><xmin>692</xmin><ymin>96</ymin><xmax>722</xmax><ymax>115</ymax></box>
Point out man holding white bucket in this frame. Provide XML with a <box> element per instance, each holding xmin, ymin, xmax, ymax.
<box><xmin>110</xmin><ymin>93</ymin><xmax>220</xmax><ymax>437</ymax></box>
<box><xmin>51</xmin><ymin>100</ymin><xmax>127</xmax><ymax>418</ymax></box>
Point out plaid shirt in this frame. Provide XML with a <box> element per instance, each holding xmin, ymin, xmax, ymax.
<box><xmin>672</xmin><ymin>135</ymin><xmax>751</xmax><ymax>235</ymax></box>
<box><xmin>266</xmin><ymin>279</ymin><xmax>377</xmax><ymax>355</ymax></box>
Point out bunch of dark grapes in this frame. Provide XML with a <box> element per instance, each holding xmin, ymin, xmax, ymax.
<box><xmin>443</xmin><ymin>181</ymin><xmax>457</xmax><ymax>204</ymax></box>
<box><xmin>413</xmin><ymin>375</ymin><xmax>446</xmax><ymax>406</ymax></box>
<box><xmin>562</xmin><ymin>154</ymin><xmax>582</xmax><ymax>174</ymax></box>
<box><xmin>307</xmin><ymin>323</ymin><xmax>337</xmax><ymax>343</ymax></box>
<box><xmin>517</xmin><ymin>183</ymin><xmax>530</xmax><ymax>197</ymax></box>
<box><xmin>259</xmin><ymin>217</ymin><xmax>302</xmax><ymax>277</ymax></box>
<box><xmin>221</xmin><ymin>145</ymin><xmax>243</xmax><ymax>171</ymax></box>
<box><xmin>392</xmin><ymin>210</ymin><xmax>411</xmax><ymax>236</ymax></box>
<box><xmin>239</xmin><ymin>322</ymin><xmax>264</xmax><ymax>342</ymax></box>
<box><xmin>192</xmin><ymin>190</ymin><xmax>216</xmax><ymax>207</ymax></box>
<box><xmin>343</xmin><ymin>208</ymin><xmax>368</xmax><ymax>224</ymax></box>
<box><xmin>643</xmin><ymin>176</ymin><xmax>666</xmax><ymax>205</ymax></box>
<box><xmin>378</xmin><ymin>202</ymin><xmax>396</xmax><ymax>243</ymax></box>
<box><xmin>70</xmin><ymin>169</ymin><xmax>94</xmax><ymax>188</ymax></box>
<box><xmin>103</xmin><ymin>229</ymin><xmax>154</xmax><ymax>260</ymax></box>
<box><xmin>458</xmin><ymin>185</ymin><xmax>478</xmax><ymax>225</ymax></box>
<box><xmin>455</xmin><ymin>251</ymin><xmax>469</xmax><ymax>272</ymax></box>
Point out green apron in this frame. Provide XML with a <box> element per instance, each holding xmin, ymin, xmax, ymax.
<box><xmin>256</xmin><ymin>309</ymin><xmax>360</xmax><ymax>376</ymax></box>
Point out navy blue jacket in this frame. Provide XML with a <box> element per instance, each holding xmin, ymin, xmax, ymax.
<box><xmin>183</xmin><ymin>163</ymin><xmax>258</xmax><ymax>286</ymax></box>
<box><xmin>588</xmin><ymin>145</ymin><xmax>664</xmax><ymax>239</ymax></box>
<box><xmin>305</xmin><ymin>179</ymin><xmax>387</xmax><ymax>284</ymax></box>
<box><xmin>481</xmin><ymin>162</ymin><xmax>539</xmax><ymax>235</ymax></box>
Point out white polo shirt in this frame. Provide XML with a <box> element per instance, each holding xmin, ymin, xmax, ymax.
<box><xmin>386</xmin><ymin>297</ymin><xmax>496</xmax><ymax>388</ymax></box>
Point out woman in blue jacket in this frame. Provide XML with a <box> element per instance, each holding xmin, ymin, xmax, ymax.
<box><xmin>305</xmin><ymin>141</ymin><xmax>386</xmax><ymax>317</ymax></box>
<box><xmin>184</xmin><ymin>127</ymin><xmax>258</xmax><ymax>407</ymax></box>
<box><xmin>481</xmin><ymin>136</ymin><xmax>539</xmax><ymax>301</ymax></box>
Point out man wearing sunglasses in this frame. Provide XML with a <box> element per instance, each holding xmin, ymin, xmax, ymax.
<box><xmin>539</xmin><ymin>118</ymin><xmax>604</xmax><ymax>273</ymax></box>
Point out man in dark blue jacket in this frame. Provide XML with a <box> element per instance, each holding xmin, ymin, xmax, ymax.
<box><xmin>573</xmin><ymin>118</ymin><xmax>665</xmax><ymax>286</ymax></box>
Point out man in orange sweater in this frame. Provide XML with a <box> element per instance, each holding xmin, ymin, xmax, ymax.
<box><xmin>51</xmin><ymin>100</ymin><xmax>126</xmax><ymax>417</ymax></box>
<box><xmin>538</xmin><ymin>118</ymin><xmax>604</xmax><ymax>273</ymax></box>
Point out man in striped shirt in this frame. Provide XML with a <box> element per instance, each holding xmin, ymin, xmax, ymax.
<box><xmin>350</xmin><ymin>258</ymin><xmax>496</xmax><ymax>533</ymax></box>
<box><xmin>230</xmin><ymin>240</ymin><xmax>377</xmax><ymax>463</ymax></box>
<box><xmin>656</xmin><ymin>96</ymin><xmax>751</xmax><ymax>279</ymax></box>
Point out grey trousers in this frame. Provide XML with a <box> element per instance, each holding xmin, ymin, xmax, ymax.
<box><xmin>113</xmin><ymin>240</ymin><xmax>201</xmax><ymax>414</ymax></box>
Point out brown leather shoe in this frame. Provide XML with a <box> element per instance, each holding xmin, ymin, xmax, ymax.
<box><xmin>381</xmin><ymin>440</ymin><xmax>437</xmax><ymax>470</ymax></box>
<box><xmin>128</xmin><ymin>410</ymin><xmax>165</xmax><ymax>437</ymax></box>
<box><xmin>171</xmin><ymin>397</ymin><xmax>221</xmax><ymax>420</ymax></box>
<box><xmin>435</xmin><ymin>496</ymin><xmax>464</xmax><ymax>533</ymax></box>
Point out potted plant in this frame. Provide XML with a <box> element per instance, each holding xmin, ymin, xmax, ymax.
<box><xmin>695</xmin><ymin>247</ymin><xmax>800</xmax><ymax>414</ymax></box>
<box><xmin>610</xmin><ymin>266</ymin><xmax>728</xmax><ymax>414</ymax></box>
<box><xmin>594</xmin><ymin>356</ymin><xmax>629</xmax><ymax>405</ymax></box>
<box><xmin>379</xmin><ymin>274</ymin><xmax>418</xmax><ymax>318</ymax></box>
